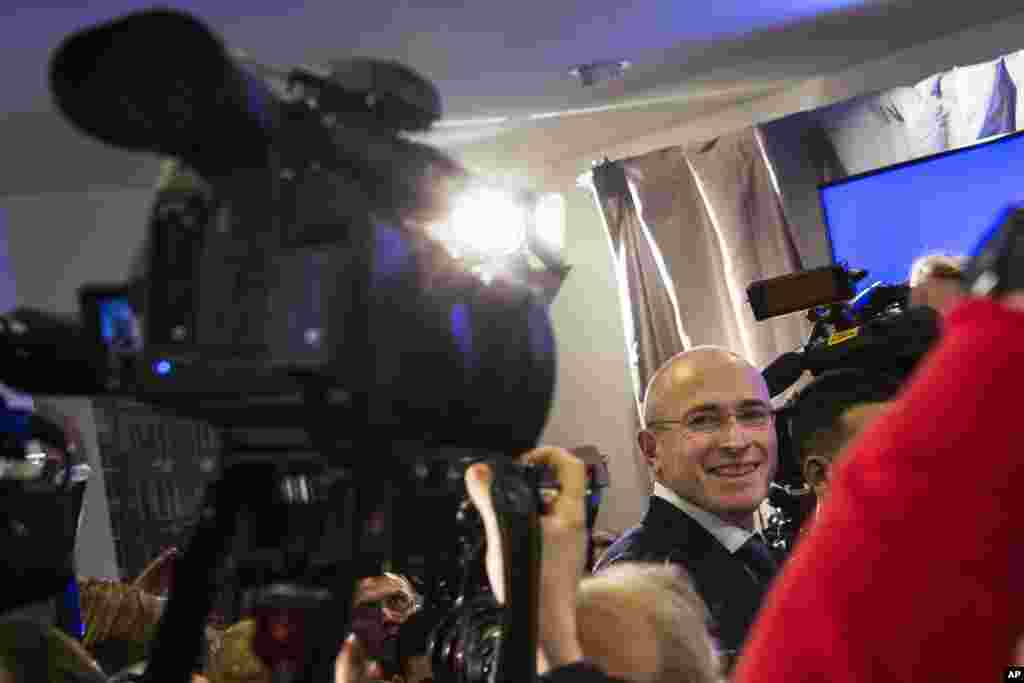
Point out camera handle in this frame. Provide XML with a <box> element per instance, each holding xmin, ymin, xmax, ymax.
<box><xmin>143</xmin><ymin>398</ymin><xmax>371</xmax><ymax>683</ymax></box>
<box><xmin>489</xmin><ymin>465</ymin><xmax>543</xmax><ymax>683</ymax></box>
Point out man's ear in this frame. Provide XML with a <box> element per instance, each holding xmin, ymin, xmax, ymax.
<box><xmin>638</xmin><ymin>430</ymin><xmax>658</xmax><ymax>471</ymax></box>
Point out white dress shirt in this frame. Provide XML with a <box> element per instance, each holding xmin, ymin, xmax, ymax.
<box><xmin>652</xmin><ymin>481</ymin><xmax>754</xmax><ymax>554</ymax></box>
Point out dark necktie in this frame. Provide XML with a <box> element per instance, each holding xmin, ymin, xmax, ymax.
<box><xmin>735</xmin><ymin>535</ymin><xmax>779</xmax><ymax>585</ymax></box>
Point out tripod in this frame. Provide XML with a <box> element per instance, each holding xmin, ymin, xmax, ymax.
<box><xmin>143</xmin><ymin>388</ymin><xmax>373</xmax><ymax>683</ymax></box>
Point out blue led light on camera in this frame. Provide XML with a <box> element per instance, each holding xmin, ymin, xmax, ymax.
<box><xmin>450</xmin><ymin>303</ymin><xmax>475</xmax><ymax>373</ymax></box>
<box><xmin>155</xmin><ymin>360</ymin><xmax>173</xmax><ymax>376</ymax></box>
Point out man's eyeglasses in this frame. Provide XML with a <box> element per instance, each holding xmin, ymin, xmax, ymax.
<box><xmin>646</xmin><ymin>404</ymin><xmax>775</xmax><ymax>435</ymax></box>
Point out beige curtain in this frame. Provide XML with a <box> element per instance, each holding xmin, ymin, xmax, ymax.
<box><xmin>590</xmin><ymin>152</ymin><xmax>690</xmax><ymax>421</ymax></box>
<box><xmin>589</xmin><ymin>127</ymin><xmax>813</xmax><ymax>420</ymax></box>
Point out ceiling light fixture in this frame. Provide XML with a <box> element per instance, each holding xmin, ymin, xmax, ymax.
<box><xmin>569</xmin><ymin>60</ymin><xmax>631</xmax><ymax>87</ymax></box>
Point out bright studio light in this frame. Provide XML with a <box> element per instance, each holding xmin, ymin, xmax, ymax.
<box><xmin>428</xmin><ymin>183</ymin><xmax>567</xmax><ymax>290</ymax></box>
<box><xmin>447</xmin><ymin>186</ymin><xmax>528</xmax><ymax>260</ymax></box>
<box><xmin>532</xmin><ymin>193</ymin><xmax>566</xmax><ymax>258</ymax></box>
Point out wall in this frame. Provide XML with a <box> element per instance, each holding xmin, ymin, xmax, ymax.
<box><xmin>2</xmin><ymin>188</ymin><xmax>153</xmax><ymax>315</ymax></box>
<box><xmin>0</xmin><ymin>208</ymin><xmax>17</xmax><ymax>312</ymax></box>
<box><xmin>536</xmin><ymin>188</ymin><xmax>649</xmax><ymax>533</ymax></box>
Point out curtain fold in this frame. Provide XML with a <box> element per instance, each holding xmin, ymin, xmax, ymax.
<box><xmin>590</xmin><ymin>159</ymin><xmax>689</xmax><ymax>420</ymax></box>
<box><xmin>590</xmin><ymin>128</ymin><xmax>812</xmax><ymax>419</ymax></box>
<box><xmin>812</xmin><ymin>85</ymin><xmax>948</xmax><ymax>177</ymax></box>
<box><xmin>804</xmin><ymin>50</ymin><xmax>1024</xmax><ymax>182</ymax></box>
<box><xmin>681</xmin><ymin>129</ymin><xmax>810</xmax><ymax>370</ymax></box>
<box><xmin>937</xmin><ymin>57</ymin><xmax>1017</xmax><ymax>146</ymax></box>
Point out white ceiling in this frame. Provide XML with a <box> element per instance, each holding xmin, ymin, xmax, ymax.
<box><xmin>0</xmin><ymin>0</ymin><xmax>882</xmax><ymax>118</ymax></box>
<box><xmin>2</xmin><ymin>0</ymin><xmax>1023</xmax><ymax>194</ymax></box>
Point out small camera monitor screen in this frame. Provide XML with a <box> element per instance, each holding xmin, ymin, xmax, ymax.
<box><xmin>98</xmin><ymin>297</ymin><xmax>142</xmax><ymax>353</ymax></box>
<box><xmin>819</xmin><ymin>130</ymin><xmax>1024</xmax><ymax>294</ymax></box>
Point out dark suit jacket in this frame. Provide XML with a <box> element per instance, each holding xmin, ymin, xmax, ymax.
<box><xmin>542</xmin><ymin>661</ymin><xmax>628</xmax><ymax>683</ymax></box>
<box><xmin>593</xmin><ymin>496</ymin><xmax>772</xmax><ymax>656</ymax></box>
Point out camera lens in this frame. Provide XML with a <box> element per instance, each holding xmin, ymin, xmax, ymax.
<box><xmin>427</xmin><ymin>597</ymin><xmax>503</xmax><ymax>683</ymax></box>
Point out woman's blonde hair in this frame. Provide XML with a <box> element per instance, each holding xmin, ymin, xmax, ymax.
<box><xmin>579</xmin><ymin>563</ymin><xmax>720</xmax><ymax>683</ymax></box>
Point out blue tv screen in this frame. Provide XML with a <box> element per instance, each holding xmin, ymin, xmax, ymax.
<box><xmin>819</xmin><ymin>130</ymin><xmax>1024</xmax><ymax>293</ymax></box>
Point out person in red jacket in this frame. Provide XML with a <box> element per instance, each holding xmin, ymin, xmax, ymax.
<box><xmin>733</xmin><ymin>294</ymin><xmax>1024</xmax><ymax>683</ymax></box>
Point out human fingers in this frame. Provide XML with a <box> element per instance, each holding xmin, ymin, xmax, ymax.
<box><xmin>336</xmin><ymin>633</ymin><xmax>375</xmax><ymax>683</ymax></box>
<box><xmin>464</xmin><ymin>463</ymin><xmax>507</xmax><ymax>604</ymax></box>
<box><xmin>520</xmin><ymin>447</ymin><xmax>586</xmax><ymax>522</ymax></box>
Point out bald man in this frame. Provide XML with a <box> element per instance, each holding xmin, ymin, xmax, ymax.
<box><xmin>595</xmin><ymin>346</ymin><xmax>779</xmax><ymax>664</ymax></box>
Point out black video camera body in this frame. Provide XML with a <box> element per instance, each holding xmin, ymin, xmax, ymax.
<box><xmin>42</xmin><ymin>8</ymin><xmax>556</xmax><ymax>453</ymax></box>
<box><xmin>0</xmin><ymin>8</ymin><xmax>562</xmax><ymax>683</ymax></box>
<box><xmin>749</xmin><ymin>264</ymin><xmax>941</xmax><ymax>544</ymax></box>
<box><xmin>392</xmin><ymin>456</ymin><xmax>604</xmax><ymax>683</ymax></box>
<box><xmin>750</xmin><ymin>263</ymin><xmax>940</xmax><ymax>398</ymax></box>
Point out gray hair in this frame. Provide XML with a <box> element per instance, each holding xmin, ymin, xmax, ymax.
<box><xmin>909</xmin><ymin>253</ymin><xmax>964</xmax><ymax>287</ymax></box>
<box><xmin>579</xmin><ymin>563</ymin><xmax>720</xmax><ymax>683</ymax></box>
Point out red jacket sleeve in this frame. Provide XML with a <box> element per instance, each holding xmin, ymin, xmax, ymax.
<box><xmin>734</xmin><ymin>299</ymin><xmax>1024</xmax><ymax>683</ymax></box>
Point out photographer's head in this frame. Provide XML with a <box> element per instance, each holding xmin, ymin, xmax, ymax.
<box><xmin>638</xmin><ymin>347</ymin><xmax>777</xmax><ymax>530</ymax></box>
<box><xmin>789</xmin><ymin>369</ymin><xmax>901</xmax><ymax>502</ymax></box>
<box><xmin>909</xmin><ymin>253</ymin><xmax>965</xmax><ymax>313</ymax></box>
<box><xmin>577</xmin><ymin>563</ymin><xmax>719</xmax><ymax>683</ymax></box>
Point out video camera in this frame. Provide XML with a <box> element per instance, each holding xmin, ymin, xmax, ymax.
<box><xmin>0</xmin><ymin>8</ymin><xmax>562</xmax><ymax>683</ymax></box>
<box><xmin>751</xmin><ymin>204</ymin><xmax>1024</xmax><ymax>544</ymax></box>
<box><xmin>747</xmin><ymin>263</ymin><xmax>941</xmax><ymax>544</ymax></box>
<box><xmin>749</xmin><ymin>263</ymin><xmax>940</xmax><ymax>398</ymax></box>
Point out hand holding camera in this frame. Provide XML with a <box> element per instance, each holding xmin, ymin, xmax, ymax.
<box><xmin>464</xmin><ymin>447</ymin><xmax>588</xmax><ymax>672</ymax></box>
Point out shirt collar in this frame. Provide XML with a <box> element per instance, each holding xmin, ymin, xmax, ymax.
<box><xmin>652</xmin><ymin>481</ymin><xmax>754</xmax><ymax>553</ymax></box>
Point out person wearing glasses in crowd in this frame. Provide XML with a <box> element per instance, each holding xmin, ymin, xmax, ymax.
<box><xmin>595</xmin><ymin>346</ymin><xmax>779</xmax><ymax>670</ymax></box>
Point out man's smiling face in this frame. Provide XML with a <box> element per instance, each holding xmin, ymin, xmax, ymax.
<box><xmin>642</xmin><ymin>350</ymin><xmax>778</xmax><ymax>529</ymax></box>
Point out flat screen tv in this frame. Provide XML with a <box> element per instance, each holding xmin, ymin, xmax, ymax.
<box><xmin>819</xmin><ymin>129</ymin><xmax>1024</xmax><ymax>293</ymax></box>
